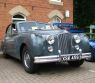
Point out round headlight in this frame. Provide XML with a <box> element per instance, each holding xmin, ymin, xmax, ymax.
<box><xmin>73</xmin><ymin>35</ymin><xmax>81</xmax><ymax>43</ymax></box>
<box><xmin>47</xmin><ymin>35</ymin><xmax>55</xmax><ymax>45</ymax></box>
<box><xmin>48</xmin><ymin>46</ymin><xmax>53</xmax><ymax>52</ymax></box>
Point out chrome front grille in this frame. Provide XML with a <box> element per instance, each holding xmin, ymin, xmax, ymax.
<box><xmin>58</xmin><ymin>33</ymin><xmax>74</xmax><ymax>54</ymax></box>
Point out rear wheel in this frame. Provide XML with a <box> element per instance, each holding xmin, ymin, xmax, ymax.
<box><xmin>22</xmin><ymin>46</ymin><xmax>37</xmax><ymax>74</ymax></box>
<box><xmin>68</xmin><ymin>60</ymin><xmax>84</xmax><ymax>67</ymax></box>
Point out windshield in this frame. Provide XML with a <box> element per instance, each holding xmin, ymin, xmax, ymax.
<box><xmin>19</xmin><ymin>22</ymin><xmax>59</xmax><ymax>32</ymax></box>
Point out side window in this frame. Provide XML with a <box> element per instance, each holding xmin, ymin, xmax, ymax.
<box><xmin>19</xmin><ymin>22</ymin><xmax>37</xmax><ymax>32</ymax></box>
<box><xmin>6</xmin><ymin>25</ymin><xmax>12</xmax><ymax>36</ymax></box>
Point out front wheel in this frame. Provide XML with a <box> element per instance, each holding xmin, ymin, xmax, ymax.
<box><xmin>68</xmin><ymin>60</ymin><xmax>84</xmax><ymax>67</ymax></box>
<box><xmin>22</xmin><ymin>46</ymin><xmax>37</xmax><ymax>74</ymax></box>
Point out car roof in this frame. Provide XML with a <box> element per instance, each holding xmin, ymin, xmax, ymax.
<box><xmin>12</xmin><ymin>21</ymin><xmax>48</xmax><ymax>25</ymax></box>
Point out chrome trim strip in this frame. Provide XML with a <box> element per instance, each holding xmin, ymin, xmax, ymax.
<box><xmin>34</xmin><ymin>53</ymin><xmax>91</xmax><ymax>63</ymax></box>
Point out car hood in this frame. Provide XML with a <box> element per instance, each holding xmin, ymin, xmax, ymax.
<box><xmin>29</xmin><ymin>30</ymin><xmax>69</xmax><ymax>35</ymax></box>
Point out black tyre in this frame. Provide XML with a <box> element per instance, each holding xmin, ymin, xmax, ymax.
<box><xmin>22</xmin><ymin>46</ymin><xmax>37</xmax><ymax>74</ymax></box>
<box><xmin>68</xmin><ymin>60</ymin><xmax>84</xmax><ymax>67</ymax></box>
<box><xmin>3</xmin><ymin>53</ymin><xmax>10</xmax><ymax>58</ymax></box>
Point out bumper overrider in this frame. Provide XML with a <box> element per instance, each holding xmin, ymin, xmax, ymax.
<box><xmin>34</xmin><ymin>53</ymin><xmax>91</xmax><ymax>63</ymax></box>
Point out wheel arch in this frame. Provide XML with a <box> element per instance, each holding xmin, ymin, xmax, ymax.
<box><xmin>20</xmin><ymin>43</ymin><xmax>27</xmax><ymax>60</ymax></box>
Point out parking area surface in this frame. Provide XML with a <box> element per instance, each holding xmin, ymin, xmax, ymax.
<box><xmin>0</xmin><ymin>53</ymin><xmax>95</xmax><ymax>83</ymax></box>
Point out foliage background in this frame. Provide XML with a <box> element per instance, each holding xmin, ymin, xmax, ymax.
<box><xmin>74</xmin><ymin>0</ymin><xmax>95</xmax><ymax>28</ymax></box>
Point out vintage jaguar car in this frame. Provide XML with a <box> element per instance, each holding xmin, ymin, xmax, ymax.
<box><xmin>1</xmin><ymin>21</ymin><xmax>91</xmax><ymax>73</ymax></box>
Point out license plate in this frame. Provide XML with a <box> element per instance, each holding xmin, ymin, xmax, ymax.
<box><xmin>62</xmin><ymin>55</ymin><xmax>81</xmax><ymax>61</ymax></box>
<box><xmin>70</xmin><ymin>55</ymin><xmax>80</xmax><ymax>60</ymax></box>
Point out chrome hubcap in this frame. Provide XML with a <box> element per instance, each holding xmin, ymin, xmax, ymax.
<box><xmin>24</xmin><ymin>51</ymin><xmax>31</xmax><ymax>68</ymax></box>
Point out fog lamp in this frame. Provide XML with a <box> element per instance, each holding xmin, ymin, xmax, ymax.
<box><xmin>48</xmin><ymin>46</ymin><xmax>53</xmax><ymax>52</ymax></box>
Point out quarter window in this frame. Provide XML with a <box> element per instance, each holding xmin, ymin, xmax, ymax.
<box><xmin>6</xmin><ymin>25</ymin><xmax>12</xmax><ymax>36</ymax></box>
<box><xmin>11</xmin><ymin>24</ymin><xmax>17</xmax><ymax>35</ymax></box>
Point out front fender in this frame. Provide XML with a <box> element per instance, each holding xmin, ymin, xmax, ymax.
<box><xmin>80</xmin><ymin>36</ymin><xmax>90</xmax><ymax>53</ymax></box>
<box><xmin>30</xmin><ymin>34</ymin><xmax>45</xmax><ymax>56</ymax></box>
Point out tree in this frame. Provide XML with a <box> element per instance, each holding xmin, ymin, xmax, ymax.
<box><xmin>74</xmin><ymin>0</ymin><xmax>95</xmax><ymax>28</ymax></box>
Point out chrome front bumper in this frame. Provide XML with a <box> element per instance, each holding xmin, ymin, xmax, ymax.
<box><xmin>34</xmin><ymin>53</ymin><xmax>91</xmax><ymax>63</ymax></box>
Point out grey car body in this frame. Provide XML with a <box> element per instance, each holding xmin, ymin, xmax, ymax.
<box><xmin>1</xmin><ymin>21</ymin><xmax>91</xmax><ymax>73</ymax></box>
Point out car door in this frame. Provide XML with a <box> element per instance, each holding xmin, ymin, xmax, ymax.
<box><xmin>4</xmin><ymin>24</ymin><xmax>12</xmax><ymax>54</ymax></box>
<box><xmin>4</xmin><ymin>23</ymin><xmax>19</xmax><ymax>58</ymax></box>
